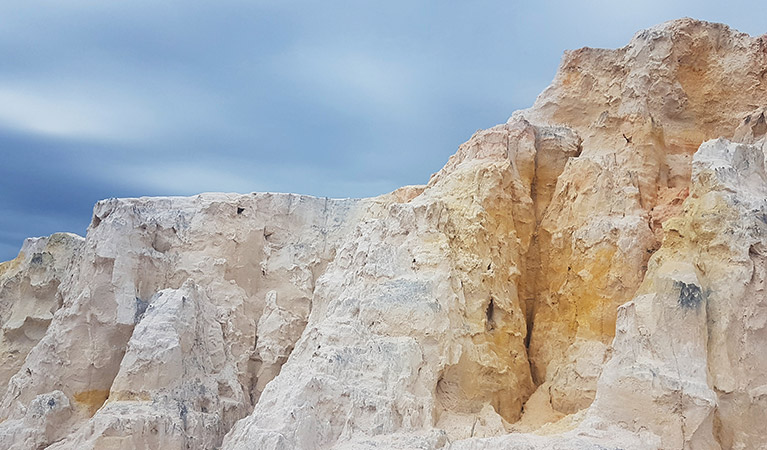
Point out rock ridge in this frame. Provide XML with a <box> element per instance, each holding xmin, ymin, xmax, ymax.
<box><xmin>0</xmin><ymin>18</ymin><xmax>766</xmax><ymax>450</ymax></box>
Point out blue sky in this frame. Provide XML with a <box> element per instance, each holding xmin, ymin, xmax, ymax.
<box><xmin>1</xmin><ymin>1</ymin><xmax>765</xmax><ymax>261</ymax></box>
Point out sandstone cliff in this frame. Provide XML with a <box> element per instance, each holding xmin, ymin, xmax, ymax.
<box><xmin>1</xmin><ymin>18</ymin><xmax>765</xmax><ymax>450</ymax></box>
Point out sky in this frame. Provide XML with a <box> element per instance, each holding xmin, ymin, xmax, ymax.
<box><xmin>1</xmin><ymin>1</ymin><xmax>765</xmax><ymax>261</ymax></box>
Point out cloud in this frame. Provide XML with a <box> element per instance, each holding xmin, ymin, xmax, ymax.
<box><xmin>0</xmin><ymin>84</ymin><xmax>160</xmax><ymax>141</ymax></box>
<box><xmin>275</xmin><ymin>46</ymin><xmax>423</xmax><ymax>117</ymax></box>
<box><xmin>111</xmin><ymin>164</ymin><xmax>267</xmax><ymax>195</ymax></box>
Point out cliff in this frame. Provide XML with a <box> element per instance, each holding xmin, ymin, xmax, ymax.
<box><xmin>0</xmin><ymin>18</ymin><xmax>765</xmax><ymax>449</ymax></box>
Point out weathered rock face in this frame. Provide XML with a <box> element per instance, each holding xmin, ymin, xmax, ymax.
<box><xmin>517</xmin><ymin>18</ymin><xmax>767</xmax><ymax>410</ymax></box>
<box><xmin>0</xmin><ymin>18</ymin><xmax>765</xmax><ymax>450</ymax></box>
<box><xmin>0</xmin><ymin>233</ymin><xmax>84</xmax><ymax>392</ymax></box>
<box><xmin>0</xmin><ymin>194</ymin><xmax>365</xmax><ymax>449</ymax></box>
<box><xmin>590</xmin><ymin>138</ymin><xmax>767</xmax><ymax>450</ymax></box>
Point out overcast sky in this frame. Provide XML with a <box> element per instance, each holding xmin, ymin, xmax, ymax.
<box><xmin>1</xmin><ymin>1</ymin><xmax>765</xmax><ymax>261</ymax></box>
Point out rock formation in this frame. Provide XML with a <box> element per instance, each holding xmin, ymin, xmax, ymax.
<box><xmin>1</xmin><ymin>18</ymin><xmax>765</xmax><ymax>449</ymax></box>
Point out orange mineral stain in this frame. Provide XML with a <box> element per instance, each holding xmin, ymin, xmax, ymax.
<box><xmin>73</xmin><ymin>389</ymin><xmax>110</xmax><ymax>416</ymax></box>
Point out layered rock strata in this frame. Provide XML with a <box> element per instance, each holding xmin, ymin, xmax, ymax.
<box><xmin>0</xmin><ymin>18</ymin><xmax>765</xmax><ymax>450</ymax></box>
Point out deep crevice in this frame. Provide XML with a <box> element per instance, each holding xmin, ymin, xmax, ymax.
<box><xmin>485</xmin><ymin>297</ymin><xmax>495</xmax><ymax>331</ymax></box>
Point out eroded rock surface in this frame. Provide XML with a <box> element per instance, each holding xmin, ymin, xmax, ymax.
<box><xmin>0</xmin><ymin>233</ymin><xmax>83</xmax><ymax>391</ymax></box>
<box><xmin>1</xmin><ymin>18</ymin><xmax>766</xmax><ymax>450</ymax></box>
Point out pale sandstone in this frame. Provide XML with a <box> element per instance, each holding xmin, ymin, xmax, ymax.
<box><xmin>0</xmin><ymin>194</ymin><xmax>364</xmax><ymax>449</ymax></box>
<box><xmin>0</xmin><ymin>233</ymin><xmax>83</xmax><ymax>390</ymax></box>
<box><xmin>0</xmin><ymin>18</ymin><xmax>765</xmax><ymax>450</ymax></box>
<box><xmin>517</xmin><ymin>18</ymin><xmax>767</xmax><ymax>408</ymax></box>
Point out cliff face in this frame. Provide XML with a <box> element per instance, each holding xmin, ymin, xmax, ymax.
<box><xmin>0</xmin><ymin>18</ymin><xmax>765</xmax><ymax>450</ymax></box>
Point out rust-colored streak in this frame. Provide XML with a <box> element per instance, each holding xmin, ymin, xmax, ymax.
<box><xmin>73</xmin><ymin>389</ymin><xmax>110</xmax><ymax>416</ymax></box>
<box><xmin>108</xmin><ymin>390</ymin><xmax>151</xmax><ymax>402</ymax></box>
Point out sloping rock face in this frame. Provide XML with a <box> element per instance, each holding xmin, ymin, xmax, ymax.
<box><xmin>0</xmin><ymin>194</ymin><xmax>365</xmax><ymax>449</ymax></box>
<box><xmin>0</xmin><ymin>18</ymin><xmax>765</xmax><ymax>450</ymax></box>
<box><xmin>0</xmin><ymin>234</ymin><xmax>84</xmax><ymax>396</ymax></box>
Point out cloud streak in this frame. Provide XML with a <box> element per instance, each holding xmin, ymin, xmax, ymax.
<box><xmin>0</xmin><ymin>87</ymin><xmax>157</xmax><ymax>140</ymax></box>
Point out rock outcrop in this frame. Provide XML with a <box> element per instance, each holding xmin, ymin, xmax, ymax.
<box><xmin>1</xmin><ymin>18</ymin><xmax>765</xmax><ymax>450</ymax></box>
<box><xmin>0</xmin><ymin>234</ymin><xmax>84</xmax><ymax>399</ymax></box>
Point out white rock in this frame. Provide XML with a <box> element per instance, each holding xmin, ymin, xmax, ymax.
<box><xmin>1</xmin><ymin>18</ymin><xmax>766</xmax><ymax>450</ymax></box>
